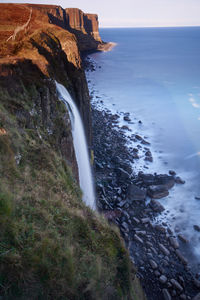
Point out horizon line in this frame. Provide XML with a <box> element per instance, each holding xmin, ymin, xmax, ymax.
<box><xmin>100</xmin><ymin>25</ymin><xmax>200</xmax><ymax>29</ymax></box>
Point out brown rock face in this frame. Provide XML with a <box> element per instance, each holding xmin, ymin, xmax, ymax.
<box><xmin>66</xmin><ymin>8</ymin><xmax>102</xmax><ymax>42</ymax></box>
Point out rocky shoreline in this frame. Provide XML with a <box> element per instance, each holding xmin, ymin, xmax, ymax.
<box><xmin>85</xmin><ymin>57</ymin><xmax>200</xmax><ymax>300</ymax></box>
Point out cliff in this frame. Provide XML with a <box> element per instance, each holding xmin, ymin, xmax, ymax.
<box><xmin>0</xmin><ymin>3</ymin><xmax>144</xmax><ymax>300</ymax></box>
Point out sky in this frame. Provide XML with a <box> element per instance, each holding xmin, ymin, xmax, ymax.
<box><xmin>1</xmin><ymin>0</ymin><xmax>200</xmax><ymax>28</ymax></box>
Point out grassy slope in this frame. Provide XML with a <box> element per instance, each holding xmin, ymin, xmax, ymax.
<box><xmin>0</xmin><ymin>4</ymin><xmax>146</xmax><ymax>299</ymax></box>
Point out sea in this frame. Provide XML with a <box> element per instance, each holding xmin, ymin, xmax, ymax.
<box><xmin>86</xmin><ymin>27</ymin><xmax>200</xmax><ymax>269</ymax></box>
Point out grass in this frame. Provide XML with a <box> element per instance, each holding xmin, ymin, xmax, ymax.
<box><xmin>0</xmin><ymin>69</ymin><xmax>145</xmax><ymax>300</ymax></box>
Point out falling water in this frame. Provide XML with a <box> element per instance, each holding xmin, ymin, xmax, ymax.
<box><xmin>56</xmin><ymin>81</ymin><xmax>96</xmax><ymax>209</ymax></box>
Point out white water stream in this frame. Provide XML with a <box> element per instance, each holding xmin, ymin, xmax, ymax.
<box><xmin>56</xmin><ymin>82</ymin><xmax>96</xmax><ymax>209</ymax></box>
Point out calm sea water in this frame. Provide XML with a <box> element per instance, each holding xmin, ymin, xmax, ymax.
<box><xmin>86</xmin><ymin>27</ymin><xmax>200</xmax><ymax>266</ymax></box>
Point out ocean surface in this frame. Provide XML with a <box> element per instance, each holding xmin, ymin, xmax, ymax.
<box><xmin>86</xmin><ymin>27</ymin><xmax>200</xmax><ymax>267</ymax></box>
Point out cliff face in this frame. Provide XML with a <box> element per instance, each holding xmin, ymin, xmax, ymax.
<box><xmin>0</xmin><ymin>3</ymin><xmax>142</xmax><ymax>300</ymax></box>
<box><xmin>66</xmin><ymin>8</ymin><xmax>102</xmax><ymax>42</ymax></box>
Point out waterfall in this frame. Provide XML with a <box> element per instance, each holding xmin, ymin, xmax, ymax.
<box><xmin>56</xmin><ymin>81</ymin><xmax>96</xmax><ymax>209</ymax></box>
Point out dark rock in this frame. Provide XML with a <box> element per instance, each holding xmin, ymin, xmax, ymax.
<box><xmin>159</xmin><ymin>275</ymin><xmax>167</xmax><ymax>284</ymax></box>
<box><xmin>175</xmin><ymin>176</ymin><xmax>185</xmax><ymax>184</ymax></box>
<box><xmin>141</xmin><ymin>217</ymin><xmax>150</xmax><ymax>224</ymax></box>
<box><xmin>124</xmin><ymin>116</ymin><xmax>131</xmax><ymax>122</ymax></box>
<box><xmin>178</xmin><ymin>234</ymin><xmax>189</xmax><ymax>244</ymax></box>
<box><xmin>126</xmin><ymin>184</ymin><xmax>146</xmax><ymax>201</ymax></box>
<box><xmin>132</xmin><ymin>217</ymin><xmax>140</xmax><ymax>224</ymax></box>
<box><xmin>194</xmin><ymin>225</ymin><xmax>200</xmax><ymax>232</ymax></box>
<box><xmin>159</xmin><ymin>243</ymin><xmax>170</xmax><ymax>256</ymax></box>
<box><xmin>147</xmin><ymin>185</ymin><xmax>169</xmax><ymax>199</ymax></box>
<box><xmin>192</xmin><ymin>293</ymin><xmax>200</xmax><ymax>300</ymax></box>
<box><xmin>169</xmin><ymin>170</ymin><xmax>176</xmax><ymax>176</ymax></box>
<box><xmin>149</xmin><ymin>199</ymin><xmax>165</xmax><ymax>212</ymax></box>
<box><xmin>195</xmin><ymin>196</ymin><xmax>200</xmax><ymax>200</ymax></box>
<box><xmin>134</xmin><ymin>234</ymin><xmax>143</xmax><ymax>244</ymax></box>
<box><xmin>149</xmin><ymin>259</ymin><xmax>158</xmax><ymax>269</ymax></box>
<box><xmin>145</xmin><ymin>156</ymin><xmax>153</xmax><ymax>162</ymax></box>
<box><xmin>194</xmin><ymin>279</ymin><xmax>200</xmax><ymax>288</ymax></box>
<box><xmin>162</xmin><ymin>288</ymin><xmax>172</xmax><ymax>300</ymax></box>
<box><xmin>155</xmin><ymin>174</ymin><xmax>175</xmax><ymax>189</ymax></box>
<box><xmin>175</xmin><ymin>249</ymin><xmax>188</xmax><ymax>265</ymax></box>
<box><xmin>169</xmin><ymin>237</ymin><xmax>179</xmax><ymax>249</ymax></box>
<box><xmin>155</xmin><ymin>225</ymin><xmax>166</xmax><ymax>233</ymax></box>
<box><xmin>170</xmin><ymin>278</ymin><xmax>183</xmax><ymax>291</ymax></box>
<box><xmin>180</xmin><ymin>294</ymin><xmax>187</xmax><ymax>300</ymax></box>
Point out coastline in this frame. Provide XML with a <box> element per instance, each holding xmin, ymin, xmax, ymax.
<box><xmin>97</xmin><ymin>41</ymin><xmax>117</xmax><ymax>52</ymax></box>
<box><xmin>85</xmin><ymin>54</ymin><xmax>200</xmax><ymax>300</ymax></box>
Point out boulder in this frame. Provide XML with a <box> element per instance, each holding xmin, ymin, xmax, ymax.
<box><xmin>159</xmin><ymin>275</ymin><xmax>167</xmax><ymax>284</ymax></box>
<box><xmin>149</xmin><ymin>199</ymin><xmax>165</xmax><ymax>212</ymax></box>
<box><xmin>169</xmin><ymin>237</ymin><xmax>179</xmax><ymax>249</ymax></box>
<box><xmin>159</xmin><ymin>243</ymin><xmax>170</xmax><ymax>256</ymax></box>
<box><xmin>170</xmin><ymin>279</ymin><xmax>183</xmax><ymax>292</ymax></box>
<box><xmin>175</xmin><ymin>250</ymin><xmax>188</xmax><ymax>265</ymax></box>
<box><xmin>192</xmin><ymin>293</ymin><xmax>200</xmax><ymax>300</ymax></box>
<box><xmin>194</xmin><ymin>225</ymin><xmax>200</xmax><ymax>232</ymax></box>
<box><xmin>175</xmin><ymin>176</ymin><xmax>185</xmax><ymax>184</ymax></box>
<box><xmin>149</xmin><ymin>259</ymin><xmax>158</xmax><ymax>269</ymax></box>
<box><xmin>147</xmin><ymin>185</ymin><xmax>169</xmax><ymax>199</ymax></box>
<box><xmin>162</xmin><ymin>289</ymin><xmax>172</xmax><ymax>300</ymax></box>
<box><xmin>154</xmin><ymin>174</ymin><xmax>175</xmax><ymax>189</ymax></box>
<box><xmin>178</xmin><ymin>234</ymin><xmax>189</xmax><ymax>244</ymax></box>
<box><xmin>126</xmin><ymin>184</ymin><xmax>146</xmax><ymax>201</ymax></box>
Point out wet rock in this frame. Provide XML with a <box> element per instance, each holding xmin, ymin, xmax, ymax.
<box><xmin>141</xmin><ymin>139</ymin><xmax>150</xmax><ymax>145</ymax></box>
<box><xmin>155</xmin><ymin>270</ymin><xmax>161</xmax><ymax>277</ymax></box>
<box><xmin>145</xmin><ymin>156</ymin><xmax>153</xmax><ymax>162</ymax></box>
<box><xmin>135</xmin><ymin>134</ymin><xmax>143</xmax><ymax>141</ymax></box>
<box><xmin>194</xmin><ymin>279</ymin><xmax>200</xmax><ymax>288</ymax></box>
<box><xmin>175</xmin><ymin>176</ymin><xmax>185</xmax><ymax>184</ymax></box>
<box><xmin>124</xmin><ymin>116</ymin><xmax>131</xmax><ymax>122</ymax></box>
<box><xmin>134</xmin><ymin>234</ymin><xmax>143</xmax><ymax>244</ymax></box>
<box><xmin>159</xmin><ymin>243</ymin><xmax>170</xmax><ymax>256</ymax></box>
<box><xmin>147</xmin><ymin>185</ymin><xmax>169</xmax><ymax>199</ymax></box>
<box><xmin>149</xmin><ymin>259</ymin><xmax>158</xmax><ymax>269</ymax></box>
<box><xmin>159</xmin><ymin>275</ymin><xmax>167</xmax><ymax>284</ymax></box>
<box><xmin>155</xmin><ymin>225</ymin><xmax>166</xmax><ymax>233</ymax></box>
<box><xmin>141</xmin><ymin>217</ymin><xmax>150</xmax><ymax>224</ymax></box>
<box><xmin>132</xmin><ymin>217</ymin><xmax>140</xmax><ymax>224</ymax></box>
<box><xmin>195</xmin><ymin>196</ymin><xmax>200</xmax><ymax>200</ymax></box>
<box><xmin>192</xmin><ymin>293</ymin><xmax>200</xmax><ymax>300</ymax></box>
<box><xmin>175</xmin><ymin>250</ymin><xmax>188</xmax><ymax>265</ymax></box>
<box><xmin>149</xmin><ymin>199</ymin><xmax>165</xmax><ymax>212</ymax></box>
<box><xmin>180</xmin><ymin>295</ymin><xmax>187</xmax><ymax>300</ymax></box>
<box><xmin>170</xmin><ymin>278</ymin><xmax>183</xmax><ymax>292</ymax></box>
<box><xmin>155</xmin><ymin>174</ymin><xmax>175</xmax><ymax>189</ymax></box>
<box><xmin>169</xmin><ymin>170</ymin><xmax>176</xmax><ymax>176</ymax></box>
<box><xmin>178</xmin><ymin>234</ymin><xmax>189</xmax><ymax>244</ymax></box>
<box><xmin>126</xmin><ymin>184</ymin><xmax>146</xmax><ymax>201</ymax></box>
<box><xmin>169</xmin><ymin>237</ymin><xmax>179</xmax><ymax>249</ymax></box>
<box><xmin>162</xmin><ymin>288</ymin><xmax>172</xmax><ymax>300</ymax></box>
<box><xmin>194</xmin><ymin>225</ymin><xmax>200</xmax><ymax>232</ymax></box>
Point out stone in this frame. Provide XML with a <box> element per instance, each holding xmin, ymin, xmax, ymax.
<box><xmin>180</xmin><ymin>294</ymin><xmax>187</xmax><ymax>300</ymax></box>
<box><xmin>134</xmin><ymin>234</ymin><xmax>143</xmax><ymax>244</ymax></box>
<box><xmin>155</xmin><ymin>174</ymin><xmax>175</xmax><ymax>189</ymax></box>
<box><xmin>195</xmin><ymin>196</ymin><xmax>200</xmax><ymax>200</ymax></box>
<box><xmin>155</xmin><ymin>270</ymin><xmax>160</xmax><ymax>277</ymax></box>
<box><xmin>149</xmin><ymin>259</ymin><xmax>158</xmax><ymax>269</ymax></box>
<box><xmin>169</xmin><ymin>237</ymin><xmax>179</xmax><ymax>249</ymax></box>
<box><xmin>145</xmin><ymin>156</ymin><xmax>153</xmax><ymax>162</ymax></box>
<box><xmin>169</xmin><ymin>170</ymin><xmax>176</xmax><ymax>176</ymax></box>
<box><xmin>159</xmin><ymin>275</ymin><xmax>167</xmax><ymax>284</ymax></box>
<box><xmin>159</xmin><ymin>243</ymin><xmax>170</xmax><ymax>256</ymax></box>
<box><xmin>162</xmin><ymin>289</ymin><xmax>172</xmax><ymax>300</ymax></box>
<box><xmin>194</xmin><ymin>225</ymin><xmax>200</xmax><ymax>232</ymax></box>
<box><xmin>155</xmin><ymin>225</ymin><xmax>166</xmax><ymax>233</ymax></box>
<box><xmin>150</xmin><ymin>199</ymin><xmax>165</xmax><ymax>212</ymax></box>
<box><xmin>141</xmin><ymin>217</ymin><xmax>150</xmax><ymax>224</ymax></box>
<box><xmin>175</xmin><ymin>250</ymin><xmax>188</xmax><ymax>265</ymax></box>
<box><xmin>170</xmin><ymin>278</ymin><xmax>183</xmax><ymax>291</ymax></box>
<box><xmin>178</xmin><ymin>234</ymin><xmax>189</xmax><ymax>243</ymax></box>
<box><xmin>175</xmin><ymin>176</ymin><xmax>185</xmax><ymax>184</ymax></box>
<box><xmin>192</xmin><ymin>293</ymin><xmax>200</xmax><ymax>300</ymax></box>
<box><xmin>126</xmin><ymin>184</ymin><xmax>146</xmax><ymax>201</ymax></box>
<box><xmin>132</xmin><ymin>217</ymin><xmax>140</xmax><ymax>224</ymax></box>
<box><xmin>124</xmin><ymin>116</ymin><xmax>131</xmax><ymax>122</ymax></box>
<box><xmin>194</xmin><ymin>279</ymin><xmax>200</xmax><ymax>288</ymax></box>
<box><xmin>147</xmin><ymin>185</ymin><xmax>169</xmax><ymax>199</ymax></box>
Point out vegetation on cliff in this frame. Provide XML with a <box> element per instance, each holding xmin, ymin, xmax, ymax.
<box><xmin>0</xmin><ymin>3</ymin><xmax>145</xmax><ymax>299</ymax></box>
